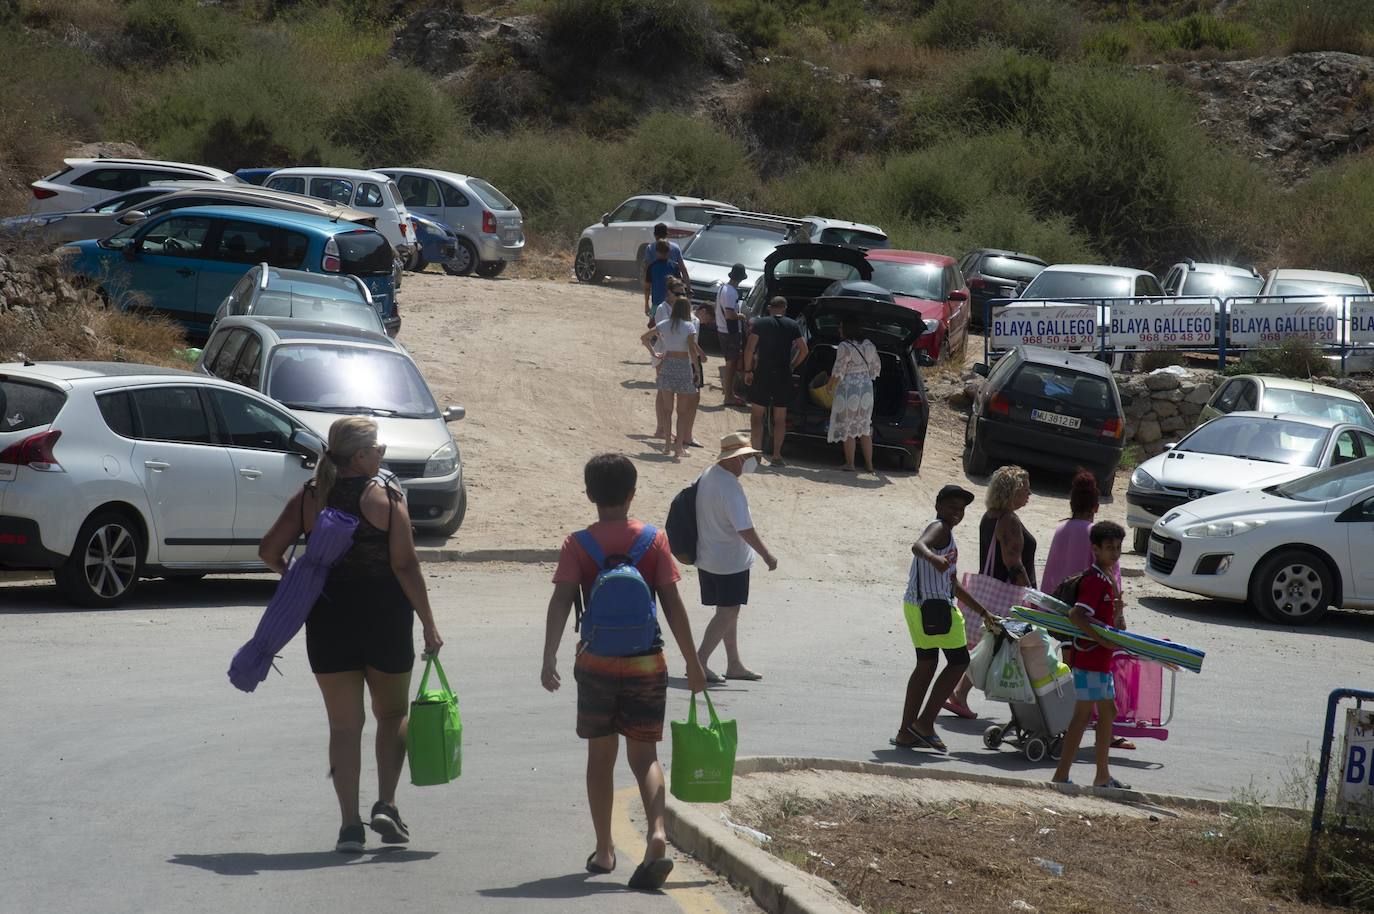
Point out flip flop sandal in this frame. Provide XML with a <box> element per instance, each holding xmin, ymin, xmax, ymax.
<box><xmin>918</xmin><ymin>732</ymin><xmax>949</xmax><ymax>753</ymax></box>
<box><xmin>724</xmin><ymin>671</ymin><xmax>763</xmax><ymax>681</ymax></box>
<box><xmin>703</xmin><ymin>671</ymin><xmax>726</xmax><ymax>685</ymax></box>
<box><xmin>943</xmin><ymin>699</ymin><xmax>977</xmax><ymax>720</ymax></box>
<box><xmin>628</xmin><ymin>857</ymin><xmax>674</xmax><ymax>891</ymax></box>
<box><xmin>1095</xmin><ymin>777</ymin><xmax>1131</xmax><ymax>790</ymax></box>
<box><xmin>1110</xmin><ymin>737</ymin><xmax>1137</xmax><ymax>750</ymax></box>
<box><xmin>585</xmin><ymin>852</ymin><xmax>616</xmax><ymax>874</ymax></box>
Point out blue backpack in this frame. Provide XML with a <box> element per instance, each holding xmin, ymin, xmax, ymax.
<box><xmin>572</xmin><ymin>525</ymin><xmax>660</xmax><ymax>657</ymax></box>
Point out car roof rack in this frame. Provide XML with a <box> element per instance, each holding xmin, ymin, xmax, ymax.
<box><xmin>257</xmin><ymin>262</ymin><xmax>271</xmax><ymax>290</ymax></box>
<box><xmin>1184</xmin><ymin>258</ymin><xmax>1196</xmax><ymax>270</ymax></box>
<box><xmin>707</xmin><ymin>208</ymin><xmax>807</xmax><ymax>226</ymax></box>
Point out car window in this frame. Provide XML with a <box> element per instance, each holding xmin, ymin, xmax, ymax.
<box><xmin>0</xmin><ymin>380</ymin><xmax>67</xmax><ymax>432</ymax></box>
<box><xmin>817</xmin><ymin>227</ymin><xmax>888</xmax><ymax>249</ymax></box>
<box><xmin>440</xmin><ymin>181</ymin><xmax>469</xmax><ymax>208</ymax></box>
<box><xmin>96</xmin><ymin>391</ymin><xmax>136</xmax><ymax>438</ymax></box>
<box><xmin>634</xmin><ymin>200</ymin><xmax>667</xmax><ymax>222</ymax></box>
<box><xmin>1275</xmin><ymin>458</ymin><xmax>1374</xmax><ymax>501</ymax></box>
<box><xmin>1360</xmin><ymin>432</ymin><xmax>1374</xmax><ymax>455</ymax></box>
<box><xmin>259</xmin><ymin>293</ymin><xmax>383</xmax><ymax>333</ymax></box>
<box><xmin>1182</xmin><ymin>271</ymin><xmax>1263</xmax><ymax>297</ymax></box>
<box><xmin>73</xmin><ymin>168</ymin><xmax>137</xmax><ymax>191</ymax></box>
<box><xmin>1022</xmin><ymin>271</ymin><xmax>1133</xmax><ymax>300</ymax></box>
<box><xmin>138</xmin><ymin>215</ymin><xmax>213</xmax><ymax>258</ymax></box>
<box><xmin>310</xmin><ymin>178</ymin><xmax>353</xmax><ymax>206</ymax></box>
<box><xmin>231</xmin><ymin>334</ymin><xmax>263</xmax><ymax>389</ymax></box>
<box><xmin>1269</xmin><ymin>279</ymin><xmax>1366</xmax><ymax>298</ymax></box>
<box><xmin>1235</xmin><ymin>381</ymin><xmax>1258</xmax><ymax>411</ymax></box>
<box><xmin>267</xmin><ymin>344</ymin><xmax>439</xmax><ymax>418</ymax></box>
<box><xmin>774</xmin><ymin>257</ymin><xmax>861</xmax><ymax>282</ymax></box>
<box><xmin>129</xmin><ymin>387</ymin><xmax>214</xmax><ymax>444</ymax></box>
<box><xmin>200</xmin><ymin>329</ymin><xmax>230</xmax><ymax>371</ymax></box>
<box><xmin>1177</xmin><ymin>415</ymin><xmax>1328</xmax><ymax>467</ymax></box>
<box><xmin>210</xmin><ymin>329</ymin><xmax>249</xmax><ymax>379</ymax></box>
<box><xmin>93</xmin><ymin>189</ymin><xmax>164</xmax><ymax>214</ymax></box>
<box><xmin>1260</xmin><ymin>389</ymin><xmax>1373</xmax><ymax>427</ymax></box>
<box><xmin>267</xmin><ymin>176</ymin><xmax>305</xmax><ymax>195</ymax></box>
<box><xmin>1213</xmin><ymin>379</ymin><xmax>1242</xmax><ymax>412</ymax></box>
<box><xmin>1007</xmin><ymin>365</ymin><xmax>1114</xmax><ymax>415</ymax></box>
<box><xmin>987</xmin><ymin>352</ymin><xmax>1019</xmax><ymax>386</ymax></box>
<box><xmin>225</xmin><ymin>273</ymin><xmax>257</xmax><ymax>315</ymax></box>
<box><xmin>1134</xmin><ymin>274</ymin><xmax>1164</xmax><ymax>296</ymax></box>
<box><xmin>981</xmin><ymin>256</ymin><xmax>1046</xmax><ymax>282</ymax></box>
<box><xmin>468</xmin><ymin>178</ymin><xmax>514</xmax><ymax>210</ymax></box>
<box><xmin>1333</xmin><ymin>430</ymin><xmax>1363</xmax><ymax>465</ymax></box>
<box><xmin>607</xmin><ymin>200</ymin><xmax>640</xmax><ymax>223</ymax></box>
<box><xmin>209</xmin><ymin>389</ymin><xmax>295</xmax><ymax>451</ymax></box>
<box><xmin>355</xmin><ymin>182</ymin><xmax>384</xmax><ymax>208</ymax></box>
<box><xmin>396</xmin><ymin>175</ymin><xmax>442</xmax><ymax>208</ymax></box>
<box><xmin>1162</xmin><ymin>267</ymin><xmax>1181</xmax><ymax>295</ymax></box>
<box><xmin>868</xmin><ymin>260</ymin><xmax>945</xmax><ymax>300</ymax></box>
<box><xmin>215</xmin><ymin>219</ymin><xmax>308</xmax><ymax>269</ymax></box>
<box><xmin>334</xmin><ymin>230</ymin><xmax>394</xmax><ymax>276</ymax></box>
<box><xmin>673</xmin><ymin>205</ymin><xmax>716</xmax><ymax>225</ymax></box>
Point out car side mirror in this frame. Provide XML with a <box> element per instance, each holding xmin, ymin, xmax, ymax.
<box><xmin>117</xmin><ymin>210</ymin><xmax>148</xmax><ymax>227</ymax></box>
<box><xmin>291</xmin><ymin>428</ymin><xmax>325</xmax><ymax>467</ymax></box>
<box><xmin>917</xmin><ymin>352</ymin><xmax>936</xmax><ymax>367</ymax></box>
<box><xmin>948</xmin><ymin>289</ymin><xmax>968</xmax><ymax>302</ymax></box>
<box><xmin>973</xmin><ymin>362</ymin><xmax>989</xmax><ymax>377</ymax></box>
<box><xmin>601</xmin><ymin>213</ymin><xmax>610</xmax><ymax>226</ymax></box>
<box><xmin>1163</xmin><ymin>442</ymin><xmax>1176</xmax><ymax>450</ymax></box>
<box><xmin>442</xmin><ymin>405</ymin><xmax>466</xmax><ymax>423</ymax></box>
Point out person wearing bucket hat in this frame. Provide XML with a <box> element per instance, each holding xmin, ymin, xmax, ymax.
<box><xmin>715</xmin><ymin>264</ymin><xmax>749</xmax><ymax>407</ymax></box>
<box><xmin>694</xmin><ymin>432</ymin><xmax>777</xmax><ymax>683</ymax></box>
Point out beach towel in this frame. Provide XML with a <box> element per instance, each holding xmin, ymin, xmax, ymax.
<box><xmin>1010</xmin><ymin>606</ymin><xmax>1205</xmax><ymax>674</ymax></box>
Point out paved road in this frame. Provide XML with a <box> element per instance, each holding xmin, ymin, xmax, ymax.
<box><xmin>3</xmin><ymin>564</ymin><xmax>1371</xmax><ymax>913</ymax></box>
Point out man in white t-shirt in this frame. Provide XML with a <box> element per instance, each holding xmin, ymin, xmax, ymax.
<box><xmin>694</xmin><ymin>432</ymin><xmax>777</xmax><ymax>683</ymax></box>
<box><xmin>714</xmin><ymin>263</ymin><xmax>748</xmax><ymax>407</ymax></box>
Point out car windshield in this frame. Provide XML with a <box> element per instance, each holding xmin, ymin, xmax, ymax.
<box><xmin>1184</xmin><ymin>272</ymin><xmax>1263</xmax><ymax>296</ymax></box>
<box><xmin>1022</xmin><ymin>271</ymin><xmax>1133</xmax><ymax>300</ymax></box>
<box><xmin>869</xmin><ymin>261</ymin><xmax>946</xmax><ymax>300</ymax></box>
<box><xmin>1177</xmin><ymin>416</ymin><xmax>1329</xmax><ymax>466</ymax></box>
<box><xmin>683</xmin><ymin>224</ymin><xmax>788</xmax><ymax>268</ymax></box>
<box><xmin>1260</xmin><ymin>389</ymin><xmax>1374</xmax><ymax>429</ymax></box>
<box><xmin>335</xmin><ymin>230</ymin><xmax>394</xmax><ymax>276</ymax></box>
<box><xmin>982</xmin><ymin>256</ymin><xmax>1046</xmax><ymax>282</ymax></box>
<box><xmin>267</xmin><ymin>345</ymin><xmax>439</xmax><ymax>418</ymax></box>
<box><xmin>253</xmin><ymin>291</ymin><xmax>382</xmax><ymax>333</ymax></box>
<box><xmin>1008</xmin><ymin>364</ymin><xmax>1114</xmax><ymax>415</ymax></box>
<box><xmin>1267</xmin><ymin>279</ymin><xmax>1367</xmax><ymax>298</ymax></box>
<box><xmin>100</xmin><ymin>222</ymin><xmax>141</xmax><ymax>249</ymax></box>
<box><xmin>817</xmin><ymin>227</ymin><xmax>888</xmax><ymax>249</ymax></box>
<box><xmin>90</xmin><ymin>191</ymin><xmax>157</xmax><ymax>214</ymax></box>
<box><xmin>773</xmin><ymin>258</ymin><xmax>862</xmax><ymax>282</ymax></box>
<box><xmin>468</xmin><ymin>178</ymin><xmax>514</xmax><ymax>211</ymax></box>
<box><xmin>1273</xmin><ymin>458</ymin><xmax>1374</xmax><ymax>501</ymax></box>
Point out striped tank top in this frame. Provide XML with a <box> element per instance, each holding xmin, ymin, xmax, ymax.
<box><xmin>904</xmin><ymin>520</ymin><xmax>957</xmax><ymax>603</ymax></box>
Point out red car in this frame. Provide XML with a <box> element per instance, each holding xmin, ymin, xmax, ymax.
<box><xmin>865</xmin><ymin>249</ymin><xmax>971</xmax><ymax>363</ymax></box>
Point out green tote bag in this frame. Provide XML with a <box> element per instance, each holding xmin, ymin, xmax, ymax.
<box><xmin>670</xmin><ymin>692</ymin><xmax>737</xmax><ymax>803</ymax></box>
<box><xmin>407</xmin><ymin>655</ymin><xmax>462</xmax><ymax>787</ymax></box>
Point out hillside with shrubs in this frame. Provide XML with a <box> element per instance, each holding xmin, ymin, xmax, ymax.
<box><xmin>1</xmin><ymin>0</ymin><xmax>1373</xmax><ymax>280</ymax></box>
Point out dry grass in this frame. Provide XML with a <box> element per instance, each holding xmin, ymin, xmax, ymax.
<box><xmin>810</xmin><ymin>23</ymin><xmax>949</xmax><ymax>85</ymax></box>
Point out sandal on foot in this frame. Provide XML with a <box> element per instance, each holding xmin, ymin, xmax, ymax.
<box><xmin>586</xmin><ymin>852</ymin><xmax>616</xmax><ymax>874</ymax></box>
<box><xmin>943</xmin><ymin>699</ymin><xmax>976</xmax><ymax>720</ymax></box>
<box><xmin>724</xmin><ymin>670</ymin><xmax>762</xmax><ymax>681</ymax></box>
<box><xmin>1110</xmin><ymin>737</ymin><xmax>1136</xmax><ymax>750</ymax></box>
<box><xmin>1095</xmin><ymin>777</ymin><xmax>1131</xmax><ymax>790</ymax></box>
<box><xmin>628</xmin><ymin>857</ymin><xmax>674</xmax><ymax>890</ymax></box>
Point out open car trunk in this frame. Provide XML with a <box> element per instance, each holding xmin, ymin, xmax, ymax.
<box><xmin>798</xmin><ymin>342</ymin><xmax>909</xmax><ymax>419</ymax></box>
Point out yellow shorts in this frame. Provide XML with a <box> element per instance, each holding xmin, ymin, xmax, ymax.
<box><xmin>903</xmin><ymin>599</ymin><xmax>967</xmax><ymax>651</ymax></box>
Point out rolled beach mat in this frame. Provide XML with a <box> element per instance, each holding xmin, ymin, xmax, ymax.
<box><xmin>1010</xmin><ymin>606</ymin><xmax>1205</xmax><ymax>674</ymax></box>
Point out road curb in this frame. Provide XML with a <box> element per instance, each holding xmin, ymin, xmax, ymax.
<box><xmin>666</xmin><ymin>755</ymin><xmax>1301</xmax><ymax>914</ymax></box>
<box><xmin>416</xmin><ymin>547</ymin><xmax>558</xmax><ymax>564</ymax></box>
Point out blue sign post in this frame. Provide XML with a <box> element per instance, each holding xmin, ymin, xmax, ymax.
<box><xmin>1304</xmin><ymin>688</ymin><xmax>1374</xmax><ymax>888</ymax></box>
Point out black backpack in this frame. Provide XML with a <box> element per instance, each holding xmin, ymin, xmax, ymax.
<box><xmin>1053</xmin><ymin>570</ymin><xmax>1086</xmax><ymax>609</ymax></box>
<box><xmin>665</xmin><ymin>480</ymin><xmax>700</xmax><ymax>565</ymax></box>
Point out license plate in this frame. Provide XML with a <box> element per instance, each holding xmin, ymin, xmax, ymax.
<box><xmin>1030</xmin><ymin>409</ymin><xmax>1081</xmax><ymax>429</ymax></box>
<box><xmin>1149</xmin><ymin>537</ymin><xmax>1166</xmax><ymax>557</ymax></box>
<box><xmin>502</xmin><ymin>231</ymin><xmax>519</xmax><ymax>243</ymax></box>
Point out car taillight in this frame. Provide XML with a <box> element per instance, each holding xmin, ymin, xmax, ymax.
<box><xmin>1102</xmin><ymin>417</ymin><xmax>1123</xmax><ymax>438</ymax></box>
<box><xmin>400</xmin><ymin>221</ymin><xmax>409</xmax><ymax>237</ymax></box>
<box><xmin>31</xmin><ymin>186</ymin><xmax>57</xmax><ymax>200</ymax></box>
<box><xmin>322</xmin><ymin>237</ymin><xmax>341</xmax><ymax>272</ymax></box>
<box><xmin>666</xmin><ymin>227</ymin><xmax>695</xmax><ymax>239</ymax></box>
<box><xmin>482</xmin><ymin>210</ymin><xmax>497</xmax><ymax>234</ymax></box>
<box><xmin>906</xmin><ymin>390</ymin><xmax>924</xmax><ymax>409</ymax></box>
<box><xmin>988</xmin><ymin>393</ymin><xmax>1011</xmax><ymax>416</ymax></box>
<box><xmin>0</xmin><ymin>429</ymin><xmax>63</xmax><ymax>471</ymax></box>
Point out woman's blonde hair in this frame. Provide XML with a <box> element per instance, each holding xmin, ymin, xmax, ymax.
<box><xmin>985</xmin><ymin>465</ymin><xmax>1029</xmax><ymax>512</ymax></box>
<box><xmin>315</xmin><ymin>416</ymin><xmax>378</xmax><ymax>505</ymax></box>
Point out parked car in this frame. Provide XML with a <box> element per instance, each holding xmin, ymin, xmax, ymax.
<box><xmin>683</xmin><ymin>211</ymin><xmax>809</xmax><ymax>327</ymax></box>
<box><xmin>574</xmin><ymin>194</ymin><xmax>737</xmax><ymax>283</ymax></box>
<box><xmin>0</xmin><ymin>361</ymin><xmax>325</xmax><ymax>605</ymax></box>
<box><xmin>737</xmin><ymin>273</ymin><xmax>931</xmax><ymax>471</ymax></box>
<box><xmin>1144</xmin><ymin>456</ymin><xmax>1374</xmax><ymax>625</ymax></box>
<box><xmin>799</xmin><ymin>216</ymin><xmax>889</xmax><ymax>249</ymax></box>
<box><xmin>264</xmin><ymin>168</ymin><xmax>412</xmax><ymax>264</ymax></box>
<box><xmin>958</xmin><ymin>249</ymin><xmax>1047</xmax><ymax>331</ymax></box>
<box><xmin>1019</xmin><ymin>263</ymin><xmax>1165</xmax><ymax>301</ymax></box>
<box><xmin>1160</xmin><ymin>260</ymin><xmax>1263</xmax><ymax>298</ymax></box>
<box><xmin>377</xmin><ymin>168</ymin><xmax>524</xmax><ymax>277</ymax></box>
<box><xmin>208</xmin><ymin>264</ymin><xmax>390</xmax><ymax>338</ymax></box>
<box><xmin>738</xmin><ymin>242</ymin><xmax>872</xmax><ymax>321</ymax></box>
<box><xmin>407</xmin><ymin>213</ymin><xmax>459</xmax><ymax>273</ymax></box>
<box><xmin>1258</xmin><ymin>268</ymin><xmax>1374</xmax><ymax>373</ymax></box>
<box><xmin>234</xmin><ymin>168</ymin><xmax>280</xmax><ymax>186</ymax></box>
<box><xmin>28</xmin><ymin>158</ymin><xmax>241</xmax><ymax>214</ymax></box>
<box><xmin>1126</xmin><ymin>412</ymin><xmax>1374</xmax><ymax>553</ymax></box>
<box><xmin>196</xmin><ymin>317</ymin><xmax>468</xmax><ymax>535</ymax></box>
<box><xmin>1199</xmin><ymin>375</ymin><xmax>1374</xmax><ymax>429</ymax></box>
<box><xmin>866</xmin><ymin>249</ymin><xmax>970</xmax><ymax>363</ymax></box>
<box><xmin>57</xmin><ymin>206</ymin><xmax>398</xmax><ymax>341</ymax></box>
<box><xmin>3</xmin><ymin>182</ymin><xmax>376</xmax><ymax>248</ymax></box>
<box><xmin>964</xmin><ymin>346</ymin><xmax>1125</xmax><ymax>490</ymax></box>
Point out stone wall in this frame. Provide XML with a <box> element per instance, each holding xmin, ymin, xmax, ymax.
<box><xmin>1117</xmin><ymin>367</ymin><xmax>1223</xmax><ymax>457</ymax></box>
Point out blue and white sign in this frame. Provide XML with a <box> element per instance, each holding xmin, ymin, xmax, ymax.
<box><xmin>991</xmin><ymin>305</ymin><xmax>1097</xmax><ymax>351</ymax></box>
<box><xmin>1227</xmin><ymin>302</ymin><xmax>1339</xmax><ymax>346</ymax></box>
<box><xmin>1108</xmin><ymin>304</ymin><xmax>1215</xmax><ymax>349</ymax></box>
<box><xmin>1339</xmin><ymin>708</ymin><xmax>1374</xmax><ymax>816</ymax></box>
<box><xmin>1350</xmin><ymin>300</ymin><xmax>1374</xmax><ymax>344</ymax></box>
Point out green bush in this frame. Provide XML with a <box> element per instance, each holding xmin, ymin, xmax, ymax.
<box><xmin>742</xmin><ymin>59</ymin><xmax>851</xmax><ymax>159</ymax></box>
<box><xmin>711</xmin><ymin>0</ymin><xmax>783</xmax><ymax>49</ymax></box>
<box><xmin>956</xmin><ymin>48</ymin><xmax>1053</xmax><ymax>127</ymax></box>
<box><xmin>542</xmin><ymin>0</ymin><xmax>711</xmax><ymax>80</ymax></box>
<box><xmin>621</xmin><ymin>113</ymin><xmax>753</xmax><ymax>202</ymax></box>
<box><xmin>1283</xmin><ymin>157</ymin><xmax>1374</xmax><ymax>280</ymax></box>
<box><xmin>329</xmin><ymin>65</ymin><xmax>454</xmax><ymax>165</ymax></box>
<box><xmin>1080</xmin><ymin>26</ymin><xmax>1133</xmax><ymax>64</ymax></box>
<box><xmin>917</xmin><ymin>0</ymin><xmax>1083</xmax><ymax>59</ymax></box>
<box><xmin>1245</xmin><ymin>0</ymin><xmax>1374</xmax><ymax>55</ymax></box>
<box><xmin>1161</xmin><ymin>13</ymin><xmax>1254</xmax><ymax>52</ymax></box>
<box><xmin>124</xmin><ymin>0</ymin><xmax>238</xmax><ymax>63</ymax></box>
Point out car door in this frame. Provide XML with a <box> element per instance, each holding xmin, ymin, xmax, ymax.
<box><xmin>1326</xmin><ymin>428</ymin><xmax>1366</xmax><ymax>468</ymax></box>
<box><xmin>393</xmin><ymin>173</ymin><xmax>445</xmax><ymax>223</ymax></box>
<box><xmin>127</xmin><ymin>214</ymin><xmax>216</xmax><ymax>327</ymax></box>
<box><xmin>629</xmin><ymin>199</ymin><xmax>668</xmax><ymax>262</ymax></box>
<box><xmin>601</xmin><ymin>198</ymin><xmax>642</xmax><ymax>262</ymax></box>
<box><xmin>202</xmin><ymin>219</ymin><xmax>312</xmax><ymax>329</ymax></box>
<box><xmin>127</xmin><ymin>385</ymin><xmax>237</xmax><ymax>564</ymax></box>
<box><xmin>945</xmin><ymin>264</ymin><xmax>969</xmax><ymax>353</ymax></box>
<box><xmin>206</xmin><ymin>387</ymin><xmax>315</xmax><ymax>561</ymax></box>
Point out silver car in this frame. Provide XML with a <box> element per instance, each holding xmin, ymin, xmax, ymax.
<box><xmin>196</xmin><ymin>317</ymin><xmax>468</xmax><ymax>535</ymax></box>
<box><xmin>377</xmin><ymin>167</ymin><xmax>524</xmax><ymax>277</ymax></box>
<box><xmin>208</xmin><ymin>265</ymin><xmax>389</xmax><ymax>338</ymax></box>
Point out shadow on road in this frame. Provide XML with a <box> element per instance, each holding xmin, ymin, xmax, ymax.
<box><xmin>1139</xmin><ymin>595</ymin><xmax>1374</xmax><ymax>640</ymax></box>
<box><xmin>0</xmin><ymin>577</ymin><xmax>277</xmax><ymax>615</ymax></box>
<box><xmin>167</xmin><ymin>848</ymin><xmax>437</xmax><ymax>875</ymax></box>
<box><xmin>945</xmin><ymin>749</ymin><xmax>1163</xmax><ymax>774</ymax></box>
<box><xmin>477</xmin><ymin>871</ymin><xmax>628</xmax><ymax>899</ymax></box>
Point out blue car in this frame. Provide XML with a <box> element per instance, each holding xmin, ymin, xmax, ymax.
<box><xmin>409</xmin><ymin>213</ymin><xmax>458</xmax><ymax>271</ymax></box>
<box><xmin>58</xmin><ymin>206</ymin><xmax>397</xmax><ymax>340</ymax></box>
<box><xmin>234</xmin><ymin>167</ymin><xmax>281</xmax><ymax>186</ymax></box>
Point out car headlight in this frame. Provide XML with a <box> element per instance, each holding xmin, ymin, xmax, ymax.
<box><xmin>1184</xmin><ymin>519</ymin><xmax>1266</xmax><ymax>537</ymax></box>
<box><xmin>55</xmin><ymin>245</ymin><xmax>81</xmax><ymax>257</ymax></box>
<box><xmin>424</xmin><ymin>440</ymin><xmax>458</xmax><ymax>477</ymax></box>
<box><xmin>1129</xmin><ymin>467</ymin><xmax>1161</xmax><ymax>491</ymax></box>
<box><xmin>923</xmin><ymin>319</ymin><xmax>940</xmax><ymax>334</ymax></box>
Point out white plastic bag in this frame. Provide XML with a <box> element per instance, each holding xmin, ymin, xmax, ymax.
<box><xmin>984</xmin><ymin>635</ymin><xmax>1035</xmax><ymax>703</ymax></box>
<box><xmin>967</xmin><ymin>629</ymin><xmax>998</xmax><ymax>691</ymax></box>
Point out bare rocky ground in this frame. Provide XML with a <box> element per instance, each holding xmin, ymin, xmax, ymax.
<box><xmin>397</xmin><ymin>270</ymin><xmax>1131</xmax><ymax>586</ymax></box>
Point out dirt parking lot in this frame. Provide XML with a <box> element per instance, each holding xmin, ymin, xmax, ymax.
<box><xmin>397</xmin><ymin>271</ymin><xmax>1128</xmax><ymax>587</ymax></box>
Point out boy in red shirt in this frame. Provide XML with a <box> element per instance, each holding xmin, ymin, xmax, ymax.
<box><xmin>1051</xmin><ymin>521</ymin><xmax>1130</xmax><ymax>790</ymax></box>
<box><xmin>541</xmin><ymin>454</ymin><xmax>707</xmax><ymax>890</ymax></box>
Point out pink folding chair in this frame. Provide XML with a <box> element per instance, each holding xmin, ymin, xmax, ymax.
<box><xmin>1106</xmin><ymin>654</ymin><xmax>1174</xmax><ymax>742</ymax></box>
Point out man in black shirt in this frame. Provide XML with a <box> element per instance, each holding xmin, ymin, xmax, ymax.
<box><xmin>742</xmin><ymin>296</ymin><xmax>809</xmax><ymax>467</ymax></box>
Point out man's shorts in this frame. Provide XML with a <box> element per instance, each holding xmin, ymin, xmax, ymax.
<box><xmin>1072</xmin><ymin>668</ymin><xmax>1116</xmax><ymax>702</ymax></box>
<box><xmin>574</xmin><ymin>650</ymin><xmax>668</xmax><ymax>742</ymax></box>
<box><xmin>749</xmin><ymin>372</ymin><xmax>794</xmax><ymax>408</ymax></box>
<box><xmin>720</xmin><ymin>318</ymin><xmax>743</xmax><ymax>363</ymax></box>
<box><xmin>699</xmin><ymin>568</ymin><xmax>750</xmax><ymax>607</ymax></box>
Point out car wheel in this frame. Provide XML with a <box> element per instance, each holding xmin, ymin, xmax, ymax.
<box><xmin>475</xmin><ymin>260</ymin><xmax>506</xmax><ymax>279</ymax></box>
<box><xmin>54</xmin><ymin>511</ymin><xmax>144</xmax><ymax>607</ymax></box>
<box><xmin>1249</xmin><ymin>549</ymin><xmax>1332</xmax><ymax>626</ymax></box>
<box><xmin>442</xmin><ymin>239</ymin><xmax>478</xmax><ymax>277</ymax></box>
<box><xmin>939</xmin><ymin>335</ymin><xmax>952</xmax><ymax>364</ymax></box>
<box><xmin>1095</xmin><ymin>464</ymin><xmax>1115</xmax><ymax>494</ymax></box>
<box><xmin>411</xmin><ymin>254</ymin><xmax>428</xmax><ymax>273</ymax></box>
<box><xmin>437</xmin><ymin>482</ymin><xmax>467</xmax><ymax>538</ymax></box>
<box><xmin>962</xmin><ymin>431</ymin><xmax>990</xmax><ymax>476</ymax></box>
<box><xmin>1132</xmin><ymin>527</ymin><xmax>1150</xmax><ymax>554</ymax></box>
<box><xmin>574</xmin><ymin>241</ymin><xmax>601</xmax><ymax>284</ymax></box>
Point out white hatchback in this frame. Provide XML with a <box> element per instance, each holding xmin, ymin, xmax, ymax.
<box><xmin>28</xmin><ymin>158</ymin><xmax>241</xmax><ymax>215</ymax></box>
<box><xmin>0</xmin><ymin>362</ymin><xmax>325</xmax><ymax>606</ymax></box>
<box><xmin>265</xmin><ymin>168</ymin><xmax>412</xmax><ymax>263</ymax></box>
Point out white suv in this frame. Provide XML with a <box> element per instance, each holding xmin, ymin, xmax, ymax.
<box><xmin>0</xmin><ymin>362</ymin><xmax>325</xmax><ymax>606</ymax></box>
<box><xmin>265</xmin><ymin>168</ymin><xmax>413</xmax><ymax>264</ymax></box>
<box><xmin>28</xmin><ymin>158</ymin><xmax>241</xmax><ymax>214</ymax></box>
<box><xmin>574</xmin><ymin>194</ymin><xmax>737</xmax><ymax>283</ymax></box>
